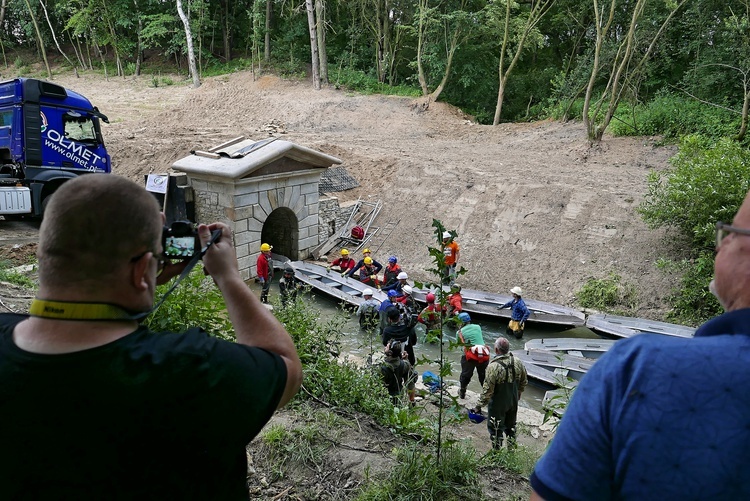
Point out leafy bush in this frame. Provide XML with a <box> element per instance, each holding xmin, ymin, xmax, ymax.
<box><xmin>609</xmin><ymin>93</ymin><xmax>740</xmax><ymax>140</ymax></box>
<box><xmin>332</xmin><ymin>67</ymin><xmax>421</xmax><ymax>97</ymax></box>
<box><xmin>639</xmin><ymin>136</ymin><xmax>750</xmax><ymax>250</ymax></box>
<box><xmin>143</xmin><ymin>265</ymin><xmax>234</xmax><ymax>340</ymax></box>
<box><xmin>656</xmin><ymin>253</ymin><xmax>721</xmax><ymax>326</ymax></box>
<box><xmin>274</xmin><ymin>298</ymin><xmax>428</xmax><ymax>436</ymax></box>
<box><xmin>638</xmin><ymin>136</ymin><xmax>750</xmax><ymax>323</ymax></box>
<box><xmin>577</xmin><ymin>273</ymin><xmax>636</xmax><ymax>312</ymax></box>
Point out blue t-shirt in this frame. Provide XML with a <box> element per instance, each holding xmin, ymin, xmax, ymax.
<box><xmin>531</xmin><ymin>308</ymin><xmax>750</xmax><ymax>500</ymax></box>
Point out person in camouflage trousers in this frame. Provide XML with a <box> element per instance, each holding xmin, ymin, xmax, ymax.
<box><xmin>472</xmin><ymin>337</ymin><xmax>528</xmax><ymax>449</ymax></box>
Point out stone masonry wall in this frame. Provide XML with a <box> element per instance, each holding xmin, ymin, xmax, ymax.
<box><xmin>188</xmin><ymin>172</ymin><xmax>323</xmax><ymax>281</ymax></box>
<box><xmin>318</xmin><ymin>196</ymin><xmax>340</xmax><ymax>240</ymax></box>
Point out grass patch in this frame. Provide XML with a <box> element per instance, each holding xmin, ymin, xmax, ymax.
<box><xmin>356</xmin><ymin>443</ymin><xmax>484</xmax><ymax>500</ymax></box>
<box><xmin>577</xmin><ymin>273</ymin><xmax>637</xmax><ymax>313</ymax></box>
<box><xmin>332</xmin><ymin>67</ymin><xmax>421</xmax><ymax>97</ymax></box>
<box><xmin>0</xmin><ymin>260</ymin><xmax>36</xmax><ymax>289</ymax></box>
<box><xmin>479</xmin><ymin>445</ymin><xmax>540</xmax><ymax>477</ymax></box>
<box><xmin>258</xmin><ymin>418</ymin><xmax>331</xmax><ymax>481</ymax></box>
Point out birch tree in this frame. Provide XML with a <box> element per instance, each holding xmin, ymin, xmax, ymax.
<box><xmin>490</xmin><ymin>0</ymin><xmax>556</xmax><ymax>125</ymax></box>
<box><xmin>414</xmin><ymin>0</ymin><xmax>477</xmax><ymax>103</ymax></box>
<box><xmin>23</xmin><ymin>0</ymin><xmax>51</xmax><ymax>78</ymax></box>
<box><xmin>305</xmin><ymin>0</ymin><xmax>321</xmax><ymax>89</ymax></box>
<box><xmin>583</xmin><ymin>0</ymin><xmax>687</xmax><ymax>139</ymax></box>
<box><xmin>315</xmin><ymin>0</ymin><xmax>328</xmax><ymax>84</ymax></box>
<box><xmin>176</xmin><ymin>0</ymin><xmax>200</xmax><ymax>88</ymax></box>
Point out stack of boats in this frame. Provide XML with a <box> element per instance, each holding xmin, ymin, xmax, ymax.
<box><xmin>286</xmin><ymin>260</ymin><xmax>698</xmax><ymax>412</ymax></box>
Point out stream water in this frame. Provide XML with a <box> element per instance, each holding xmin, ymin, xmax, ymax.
<box><xmin>254</xmin><ymin>281</ymin><xmax>603</xmax><ymax>412</ymax></box>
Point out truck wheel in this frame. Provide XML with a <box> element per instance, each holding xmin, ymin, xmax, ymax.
<box><xmin>41</xmin><ymin>194</ymin><xmax>53</xmax><ymax>215</ymax></box>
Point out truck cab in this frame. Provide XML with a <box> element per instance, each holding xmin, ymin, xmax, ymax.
<box><xmin>0</xmin><ymin>78</ymin><xmax>111</xmax><ymax>217</ymax></box>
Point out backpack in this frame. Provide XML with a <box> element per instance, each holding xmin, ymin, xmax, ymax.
<box><xmin>381</xmin><ymin>360</ymin><xmax>406</xmax><ymax>395</ymax></box>
<box><xmin>351</xmin><ymin>226</ymin><xmax>365</xmax><ymax>240</ymax></box>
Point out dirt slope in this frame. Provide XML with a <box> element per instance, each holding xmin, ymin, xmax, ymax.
<box><xmin>7</xmin><ymin>70</ymin><xmax>686</xmax><ymax>319</ymax></box>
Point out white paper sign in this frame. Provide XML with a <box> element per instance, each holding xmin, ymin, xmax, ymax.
<box><xmin>145</xmin><ymin>174</ymin><xmax>169</xmax><ymax>194</ymax></box>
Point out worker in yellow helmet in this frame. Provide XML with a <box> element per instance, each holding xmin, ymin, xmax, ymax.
<box><xmin>353</xmin><ymin>256</ymin><xmax>381</xmax><ymax>288</ymax></box>
<box><xmin>257</xmin><ymin>243</ymin><xmax>274</xmax><ymax>303</ymax></box>
<box><xmin>347</xmin><ymin>247</ymin><xmax>383</xmax><ymax>279</ymax></box>
<box><xmin>328</xmin><ymin>248</ymin><xmax>356</xmax><ymax>276</ymax></box>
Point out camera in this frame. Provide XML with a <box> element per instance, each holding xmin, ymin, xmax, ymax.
<box><xmin>163</xmin><ymin>220</ymin><xmax>200</xmax><ymax>260</ymax></box>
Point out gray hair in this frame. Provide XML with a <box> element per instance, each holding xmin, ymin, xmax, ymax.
<box><xmin>495</xmin><ymin>337</ymin><xmax>510</xmax><ymax>354</ymax></box>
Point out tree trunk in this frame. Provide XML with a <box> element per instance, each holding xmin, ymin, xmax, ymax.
<box><xmin>95</xmin><ymin>41</ymin><xmax>108</xmax><ymax>80</ymax></box>
<box><xmin>0</xmin><ymin>0</ymin><xmax>8</xmax><ymax>30</ymax></box>
<box><xmin>223</xmin><ymin>0</ymin><xmax>231</xmax><ymax>61</ymax></box>
<box><xmin>40</xmin><ymin>0</ymin><xmax>76</xmax><ymax>68</ymax></box>
<box><xmin>737</xmin><ymin>85</ymin><xmax>749</xmax><ymax>141</ymax></box>
<box><xmin>492</xmin><ymin>0</ymin><xmax>511</xmax><ymax>125</ymax></box>
<box><xmin>23</xmin><ymin>0</ymin><xmax>51</xmax><ymax>79</ymax></box>
<box><xmin>176</xmin><ymin>0</ymin><xmax>200</xmax><ymax>88</ymax></box>
<box><xmin>305</xmin><ymin>0</ymin><xmax>320</xmax><ymax>89</ymax></box>
<box><xmin>264</xmin><ymin>0</ymin><xmax>271</xmax><ymax>61</ymax></box>
<box><xmin>416</xmin><ymin>0</ymin><xmax>429</xmax><ymax>96</ymax></box>
<box><xmin>583</xmin><ymin>0</ymin><xmax>616</xmax><ymax>139</ymax></box>
<box><xmin>134</xmin><ymin>0</ymin><xmax>143</xmax><ymax>76</ymax></box>
<box><xmin>428</xmin><ymin>29</ymin><xmax>460</xmax><ymax>103</ymax></box>
<box><xmin>315</xmin><ymin>0</ymin><xmax>328</xmax><ymax>84</ymax></box>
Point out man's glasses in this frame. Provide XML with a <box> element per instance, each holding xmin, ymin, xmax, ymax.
<box><xmin>130</xmin><ymin>251</ymin><xmax>167</xmax><ymax>276</ymax></box>
<box><xmin>715</xmin><ymin>222</ymin><xmax>750</xmax><ymax>248</ymax></box>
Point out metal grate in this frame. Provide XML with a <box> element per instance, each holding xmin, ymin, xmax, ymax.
<box><xmin>319</xmin><ymin>166</ymin><xmax>359</xmax><ymax>193</ymax></box>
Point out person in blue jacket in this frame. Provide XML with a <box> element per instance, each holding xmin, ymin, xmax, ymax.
<box><xmin>530</xmin><ymin>189</ymin><xmax>750</xmax><ymax>501</ymax></box>
<box><xmin>498</xmin><ymin>286</ymin><xmax>531</xmax><ymax>339</ymax></box>
<box><xmin>347</xmin><ymin>248</ymin><xmax>383</xmax><ymax>279</ymax></box>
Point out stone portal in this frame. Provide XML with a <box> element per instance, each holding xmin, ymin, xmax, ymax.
<box><xmin>171</xmin><ymin>137</ymin><xmax>341</xmax><ymax>280</ymax></box>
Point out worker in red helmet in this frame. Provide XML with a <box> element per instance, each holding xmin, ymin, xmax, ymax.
<box><xmin>418</xmin><ymin>291</ymin><xmax>446</xmax><ymax>337</ymax></box>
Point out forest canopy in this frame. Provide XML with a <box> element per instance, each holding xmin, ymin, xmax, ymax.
<box><xmin>6</xmin><ymin>0</ymin><xmax>749</xmax><ymax>136</ymax></box>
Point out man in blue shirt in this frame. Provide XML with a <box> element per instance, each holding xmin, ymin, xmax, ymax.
<box><xmin>530</xmin><ymin>188</ymin><xmax>750</xmax><ymax>500</ymax></box>
<box><xmin>498</xmin><ymin>286</ymin><xmax>531</xmax><ymax>339</ymax></box>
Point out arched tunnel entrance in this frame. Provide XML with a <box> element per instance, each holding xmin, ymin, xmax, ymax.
<box><xmin>261</xmin><ymin>207</ymin><xmax>299</xmax><ymax>261</ymax></box>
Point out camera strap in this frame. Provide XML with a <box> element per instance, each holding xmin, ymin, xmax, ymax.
<box><xmin>29</xmin><ymin>229</ymin><xmax>222</xmax><ymax>322</ymax></box>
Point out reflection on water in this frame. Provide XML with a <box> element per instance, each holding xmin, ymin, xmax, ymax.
<box><xmin>270</xmin><ymin>286</ymin><xmax>602</xmax><ymax>413</ymax></box>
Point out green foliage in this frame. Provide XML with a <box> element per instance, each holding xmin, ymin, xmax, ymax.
<box><xmin>258</xmin><ymin>419</ymin><xmax>330</xmax><ymax>481</ymax></box>
<box><xmin>333</xmin><ymin>67</ymin><xmax>421</xmax><ymax>97</ymax></box>
<box><xmin>199</xmin><ymin>57</ymin><xmax>256</xmax><ymax>78</ymax></box>
<box><xmin>143</xmin><ymin>265</ymin><xmax>234</xmax><ymax>340</ymax></box>
<box><xmin>274</xmin><ymin>299</ymin><xmax>426</xmax><ymax>436</ymax></box>
<box><xmin>577</xmin><ymin>273</ymin><xmax>637</xmax><ymax>312</ymax></box>
<box><xmin>0</xmin><ymin>260</ymin><xmax>36</xmax><ymax>289</ymax></box>
<box><xmin>608</xmin><ymin>93</ymin><xmax>741</xmax><ymax>140</ymax></box>
<box><xmin>656</xmin><ymin>253</ymin><xmax>721</xmax><ymax>326</ymax></box>
<box><xmin>479</xmin><ymin>445</ymin><xmax>540</xmax><ymax>477</ymax></box>
<box><xmin>639</xmin><ymin>136</ymin><xmax>750</xmax><ymax>250</ymax></box>
<box><xmin>355</xmin><ymin>443</ymin><xmax>483</xmax><ymax>500</ymax></box>
<box><xmin>638</xmin><ymin>136</ymin><xmax>750</xmax><ymax>323</ymax></box>
<box><xmin>541</xmin><ymin>368</ymin><xmax>577</xmax><ymax>432</ymax></box>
